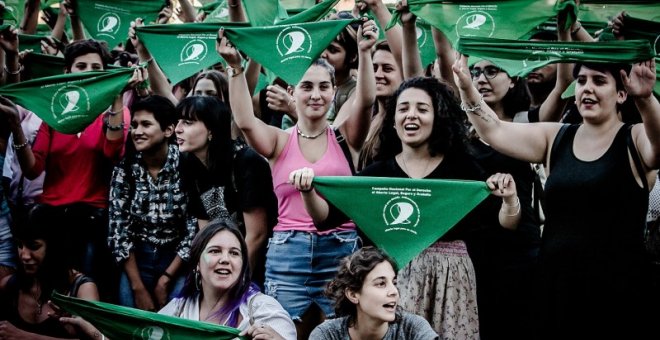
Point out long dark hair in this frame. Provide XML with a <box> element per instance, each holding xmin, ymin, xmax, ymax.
<box><xmin>377</xmin><ymin>77</ymin><xmax>469</xmax><ymax>161</ymax></box>
<box><xmin>13</xmin><ymin>205</ymin><xmax>73</xmax><ymax>303</ymax></box>
<box><xmin>176</xmin><ymin>96</ymin><xmax>233</xmax><ymax>180</ymax></box>
<box><xmin>192</xmin><ymin>70</ymin><xmax>230</xmax><ymax>105</ymax></box>
<box><xmin>325</xmin><ymin>247</ymin><xmax>399</xmax><ymax>325</ymax></box>
<box><xmin>179</xmin><ymin>219</ymin><xmax>258</xmax><ymax>327</ymax></box>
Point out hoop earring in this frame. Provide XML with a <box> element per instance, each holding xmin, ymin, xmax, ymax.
<box><xmin>194</xmin><ymin>269</ymin><xmax>201</xmax><ymax>291</ymax></box>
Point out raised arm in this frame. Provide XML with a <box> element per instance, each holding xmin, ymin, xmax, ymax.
<box><xmin>538</xmin><ymin>13</ymin><xmax>574</xmax><ymax>122</ymax></box>
<box><xmin>176</xmin><ymin>0</ymin><xmax>196</xmax><ymax>23</ymax></box>
<box><xmin>336</xmin><ymin>19</ymin><xmax>377</xmax><ymax>154</ymax></box>
<box><xmin>19</xmin><ymin>0</ymin><xmax>41</xmax><ymax>34</ymax></box>
<box><xmin>63</xmin><ymin>0</ymin><xmax>85</xmax><ymax>41</ymax></box>
<box><xmin>356</xmin><ymin>0</ymin><xmax>403</xmax><ymax>70</ymax></box>
<box><xmin>0</xmin><ymin>27</ymin><xmax>21</xmax><ymax>85</ymax></box>
<box><xmin>625</xmin><ymin>59</ymin><xmax>660</xmax><ymax>170</ymax></box>
<box><xmin>216</xmin><ymin>29</ymin><xmax>285</xmax><ymax>159</ymax></box>
<box><xmin>129</xmin><ymin>18</ymin><xmax>177</xmax><ymax>105</ymax></box>
<box><xmin>397</xmin><ymin>0</ymin><xmax>423</xmax><ymax>79</ymax></box>
<box><xmin>431</xmin><ymin>27</ymin><xmax>458</xmax><ymax>95</ymax></box>
<box><xmin>452</xmin><ymin>54</ymin><xmax>560</xmax><ymax>164</ymax></box>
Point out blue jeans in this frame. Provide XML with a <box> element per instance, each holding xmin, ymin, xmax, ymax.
<box><xmin>264</xmin><ymin>230</ymin><xmax>361</xmax><ymax>320</ymax></box>
<box><xmin>0</xmin><ymin>213</ymin><xmax>16</xmax><ymax>269</ymax></box>
<box><xmin>118</xmin><ymin>241</ymin><xmax>185</xmax><ymax>308</ymax></box>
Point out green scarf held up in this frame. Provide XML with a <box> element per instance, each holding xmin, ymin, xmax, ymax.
<box><xmin>75</xmin><ymin>0</ymin><xmax>165</xmax><ymax>48</ymax></box>
<box><xmin>577</xmin><ymin>1</ymin><xmax>660</xmax><ymax>32</ymax></box>
<box><xmin>313</xmin><ymin>176</ymin><xmax>490</xmax><ymax>267</ymax></box>
<box><xmin>554</xmin><ymin>0</ymin><xmax>579</xmax><ymax>32</ymax></box>
<box><xmin>207</xmin><ymin>0</ymin><xmax>288</xmax><ymax>26</ymax></box>
<box><xmin>136</xmin><ymin>22</ymin><xmax>248</xmax><ymax>86</ymax></box>
<box><xmin>0</xmin><ymin>68</ymin><xmax>134</xmax><ymax>134</ymax></box>
<box><xmin>51</xmin><ymin>293</ymin><xmax>246</xmax><ymax>340</ymax></box>
<box><xmin>223</xmin><ymin>19</ymin><xmax>355</xmax><ymax>85</ymax></box>
<box><xmin>1</xmin><ymin>0</ymin><xmax>24</xmax><ymax>26</ymax></box>
<box><xmin>275</xmin><ymin>0</ymin><xmax>339</xmax><ymax>25</ymax></box>
<box><xmin>386</xmin><ymin>0</ymin><xmax>556</xmax><ymax>47</ymax></box>
<box><xmin>457</xmin><ymin>37</ymin><xmax>655</xmax><ymax>77</ymax></box>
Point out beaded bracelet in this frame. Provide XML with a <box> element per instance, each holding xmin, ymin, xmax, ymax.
<box><xmin>12</xmin><ymin>140</ymin><xmax>29</xmax><ymax>150</ymax></box>
<box><xmin>104</xmin><ymin>116</ymin><xmax>124</xmax><ymax>131</ymax></box>
<box><xmin>460</xmin><ymin>94</ymin><xmax>484</xmax><ymax>113</ymax></box>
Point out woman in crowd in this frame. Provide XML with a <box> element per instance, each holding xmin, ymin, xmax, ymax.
<box><xmin>310</xmin><ymin>246</ymin><xmax>438</xmax><ymax>340</ymax></box>
<box><xmin>108</xmin><ymin>95</ymin><xmax>196</xmax><ymax>311</ymax></box>
<box><xmin>217</xmin><ymin>18</ymin><xmax>377</xmax><ymax>339</ymax></box>
<box><xmin>0</xmin><ymin>206</ymin><xmax>99</xmax><ymax>339</ymax></box>
<box><xmin>174</xmin><ymin>96</ymin><xmax>276</xmax><ymax>287</ymax></box>
<box><xmin>290</xmin><ymin>77</ymin><xmax>520</xmax><ymax>338</ymax></box>
<box><xmin>452</xmin><ymin>52</ymin><xmax>659</xmax><ymax>339</ymax></box>
<box><xmin>158</xmin><ymin>219</ymin><xmax>295</xmax><ymax>339</ymax></box>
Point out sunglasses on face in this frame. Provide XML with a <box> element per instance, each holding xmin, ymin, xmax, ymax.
<box><xmin>470</xmin><ymin>66</ymin><xmax>503</xmax><ymax>80</ymax></box>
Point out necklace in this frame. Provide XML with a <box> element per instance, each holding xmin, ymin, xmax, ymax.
<box><xmin>32</xmin><ymin>284</ymin><xmax>42</xmax><ymax>318</ymax></box>
<box><xmin>399</xmin><ymin>154</ymin><xmax>433</xmax><ymax>179</ymax></box>
<box><xmin>297</xmin><ymin>125</ymin><xmax>327</xmax><ymax>139</ymax></box>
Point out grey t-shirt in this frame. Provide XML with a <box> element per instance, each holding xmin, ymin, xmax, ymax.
<box><xmin>309</xmin><ymin>312</ymin><xmax>438</xmax><ymax>340</ymax></box>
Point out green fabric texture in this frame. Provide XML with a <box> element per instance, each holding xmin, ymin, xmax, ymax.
<box><xmin>578</xmin><ymin>1</ymin><xmax>660</xmax><ymax>31</ymax></box>
<box><xmin>0</xmin><ymin>68</ymin><xmax>134</xmax><ymax>134</ymax></box>
<box><xmin>313</xmin><ymin>176</ymin><xmax>490</xmax><ymax>267</ymax></box>
<box><xmin>21</xmin><ymin>53</ymin><xmax>66</xmax><ymax>80</ymax></box>
<box><xmin>136</xmin><ymin>22</ymin><xmax>248</xmax><ymax>86</ymax></box>
<box><xmin>76</xmin><ymin>0</ymin><xmax>165</xmax><ymax>48</ymax></box>
<box><xmin>554</xmin><ymin>0</ymin><xmax>578</xmax><ymax>31</ymax></box>
<box><xmin>416</xmin><ymin>18</ymin><xmax>436</xmax><ymax>68</ymax></box>
<box><xmin>275</xmin><ymin>0</ymin><xmax>339</xmax><ymax>25</ymax></box>
<box><xmin>223</xmin><ymin>19</ymin><xmax>355</xmax><ymax>85</ymax></box>
<box><xmin>207</xmin><ymin>0</ymin><xmax>288</xmax><ymax>26</ymax></box>
<box><xmin>2</xmin><ymin>0</ymin><xmax>24</xmax><ymax>26</ymax></box>
<box><xmin>386</xmin><ymin>0</ymin><xmax>556</xmax><ymax>47</ymax></box>
<box><xmin>51</xmin><ymin>293</ymin><xmax>246</xmax><ymax>340</ymax></box>
<box><xmin>457</xmin><ymin>37</ymin><xmax>655</xmax><ymax>77</ymax></box>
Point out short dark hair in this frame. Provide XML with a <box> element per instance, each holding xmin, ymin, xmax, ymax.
<box><xmin>63</xmin><ymin>39</ymin><xmax>112</xmax><ymax>72</ymax></box>
<box><xmin>131</xmin><ymin>95</ymin><xmax>178</xmax><ymax>133</ymax></box>
<box><xmin>326</xmin><ymin>247</ymin><xmax>399</xmax><ymax>324</ymax></box>
<box><xmin>378</xmin><ymin>77</ymin><xmax>469</xmax><ymax>160</ymax></box>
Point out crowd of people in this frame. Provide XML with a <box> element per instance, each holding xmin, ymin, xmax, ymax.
<box><xmin>0</xmin><ymin>0</ymin><xmax>659</xmax><ymax>339</ymax></box>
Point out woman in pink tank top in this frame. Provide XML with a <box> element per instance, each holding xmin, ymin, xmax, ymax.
<box><xmin>217</xmin><ymin>20</ymin><xmax>378</xmax><ymax>339</ymax></box>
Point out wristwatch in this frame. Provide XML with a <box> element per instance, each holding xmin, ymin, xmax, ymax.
<box><xmin>227</xmin><ymin>65</ymin><xmax>244</xmax><ymax>78</ymax></box>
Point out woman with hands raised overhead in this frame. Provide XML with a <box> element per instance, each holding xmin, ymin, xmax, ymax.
<box><xmin>216</xmin><ymin>18</ymin><xmax>377</xmax><ymax>340</ymax></box>
<box><xmin>452</xmin><ymin>53</ymin><xmax>660</xmax><ymax>339</ymax></box>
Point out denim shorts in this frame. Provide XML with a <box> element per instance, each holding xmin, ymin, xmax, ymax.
<box><xmin>0</xmin><ymin>213</ymin><xmax>16</xmax><ymax>268</ymax></box>
<box><xmin>264</xmin><ymin>230</ymin><xmax>361</xmax><ymax>320</ymax></box>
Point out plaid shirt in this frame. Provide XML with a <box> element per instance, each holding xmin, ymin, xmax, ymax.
<box><xmin>108</xmin><ymin>145</ymin><xmax>197</xmax><ymax>263</ymax></box>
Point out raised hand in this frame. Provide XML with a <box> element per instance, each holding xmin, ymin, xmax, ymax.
<box><xmin>622</xmin><ymin>59</ymin><xmax>656</xmax><ymax>98</ymax></box>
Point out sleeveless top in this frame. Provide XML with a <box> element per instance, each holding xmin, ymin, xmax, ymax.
<box><xmin>538</xmin><ymin>124</ymin><xmax>652</xmax><ymax>338</ymax></box>
<box><xmin>271</xmin><ymin>126</ymin><xmax>355</xmax><ymax>233</ymax></box>
<box><xmin>1</xmin><ymin>274</ymin><xmax>94</xmax><ymax>338</ymax></box>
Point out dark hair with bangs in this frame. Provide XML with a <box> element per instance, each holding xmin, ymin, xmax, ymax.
<box><xmin>192</xmin><ymin>70</ymin><xmax>230</xmax><ymax>105</ymax></box>
<box><xmin>572</xmin><ymin>62</ymin><xmax>631</xmax><ymax>92</ymax></box>
<box><xmin>176</xmin><ymin>96</ymin><xmax>233</xmax><ymax>180</ymax></box>
<box><xmin>63</xmin><ymin>39</ymin><xmax>112</xmax><ymax>72</ymax></box>
<box><xmin>325</xmin><ymin>247</ymin><xmax>399</xmax><ymax>325</ymax></box>
<box><xmin>376</xmin><ymin>77</ymin><xmax>469</xmax><ymax>161</ymax></box>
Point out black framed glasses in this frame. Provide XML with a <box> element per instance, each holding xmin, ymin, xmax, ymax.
<box><xmin>470</xmin><ymin>66</ymin><xmax>502</xmax><ymax>80</ymax></box>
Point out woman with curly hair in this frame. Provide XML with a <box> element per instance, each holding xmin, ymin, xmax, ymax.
<box><xmin>310</xmin><ymin>247</ymin><xmax>437</xmax><ymax>339</ymax></box>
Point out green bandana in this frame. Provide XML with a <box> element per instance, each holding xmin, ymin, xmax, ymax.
<box><xmin>1</xmin><ymin>0</ymin><xmax>24</xmax><ymax>25</ymax></box>
<box><xmin>554</xmin><ymin>1</ymin><xmax>579</xmax><ymax>32</ymax></box>
<box><xmin>416</xmin><ymin>18</ymin><xmax>436</xmax><ymax>68</ymax></box>
<box><xmin>51</xmin><ymin>293</ymin><xmax>246</xmax><ymax>340</ymax></box>
<box><xmin>275</xmin><ymin>0</ymin><xmax>339</xmax><ymax>25</ymax></box>
<box><xmin>21</xmin><ymin>53</ymin><xmax>66</xmax><ymax>80</ymax></box>
<box><xmin>206</xmin><ymin>0</ymin><xmax>288</xmax><ymax>26</ymax></box>
<box><xmin>136</xmin><ymin>22</ymin><xmax>248</xmax><ymax>86</ymax></box>
<box><xmin>387</xmin><ymin>0</ymin><xmax>556</xmax><ymax>47</ymax></box>
<box><xmin>313</xmin><ymin>176</ymin><xmax>490</xmax><ymax>267</ymax></box>
<box><xmin>0</xmin><ymin>68</ymin><xmax>134</xmax><ymax>134</ymax></box>
<box><xmin>76</xmin><ymin>0</ymin><xmax>165</xmax><ymax>47</ymax></box>
<box><xmin>578</xmin><ymin>1</ymin><xmax>660</xmax><ymax>31</ymax></box>
<box><xmin>223</xmin><ymin>19</ymin><xmax>355</xmax><ymax>85</ymax></box>
<box><xmin>457</xmin><ymin>37</ymin><xmax>655</xmax><ymax>77</ymax></box>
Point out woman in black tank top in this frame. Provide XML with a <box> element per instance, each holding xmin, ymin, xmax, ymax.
<box><xmin>453</xmin><ymin>49</ymin><xmax>660</xmax><ymax>339</ymax></box>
